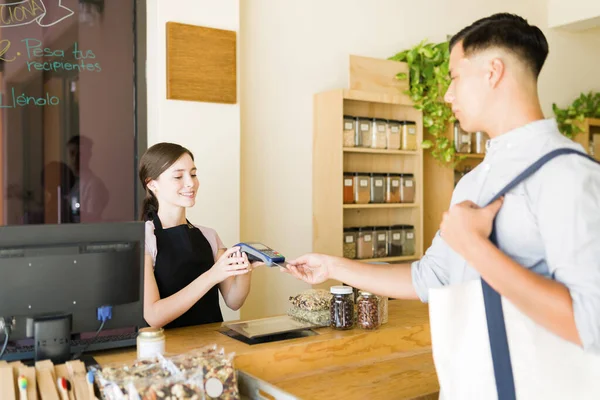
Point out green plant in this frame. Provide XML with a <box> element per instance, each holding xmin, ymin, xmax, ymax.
<box><xmin>389</xmin><ymin>40</ymin><xmax>456</xmax><ymax>164</ymax></box>
<box><xmin>552</xmin><ymin>92</ymin><xmax>600</xmax><ymax>139</ymax></box>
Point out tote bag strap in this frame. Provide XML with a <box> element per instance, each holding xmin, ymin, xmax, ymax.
<box><xmin>481</xmin><ymin>148</ymin><xmax>597</xmax><ymax>400</ymax></box>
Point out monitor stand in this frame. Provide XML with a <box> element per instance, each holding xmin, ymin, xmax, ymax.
<box><xmin>30</xmin><ymin>313</ymin><xmax>72</xmax><ymax>363</ymax></box>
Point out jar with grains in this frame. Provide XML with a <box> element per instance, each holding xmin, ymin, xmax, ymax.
<box><xmin>400</xmin><ymin>173</ymin><xmax>416</xmax><ymax>203</ymax></box>
<box><xmin>371</xmin><ymin>118</ymin><xmax>387</xmax><ymax>149</ymax></box>
<box><xmin>357</xmin><ymin>227</ymin><xmax>374</xmax><ymax>259</ymax></box>
<box><xmin>343</xmin><ymin>228</ymin><xmax>358</xmax><ymax>259</ymax></box>
<box><xmin>385</xmin><ymin>173</ymin><xmax>401</xmax><ymax>203</ymax></box>
<box><xmin>387</xmin><ymin>225</ymin><xmax>403</xmax><ymax>256</ymax></box>
<box><xmin>401</xmin><ymin>121</ymin><xmax>418</xmax><ymax>150</ymax></box>
<box><xmin>137</xmin><ymin>327</ymin><xmax>165</xmax><ymax>360</ymax></box>
<box><xmin>343</xmin><ymin>115</ymin><xmax>356</xmax><ymax>147</ymax></box>
<box><xmin>330</xmin><ymin>285</ymin><xmax>354</xmax><ymax>330</ymax></box>
<box><xmin>356</xmin><ymin>117</ymin><xmax>372</xmax><ymax>148</ymax></box>
<box><xmin>357</xmin><ymin>291</ymin><xmax>380</xmax><ymax>330</ymax></box>
<box><xmin>386</xmin><ymin>120</ymin><xmax>401</xmax><ymax>150</ymax></box>
<box><xmin>372</xmin><ymin>226</ymin><xmax>388</xmax><ymax>259</ymax></box>
<box><xmin>402</xmin><ymin>225</ymin><xmax>416</xmax><ymax>256</ymax></box>
<box><xmin>343</xmin><ymin>173</ymin><xmax>354</xmax><ymax>204</ymax></box>
<box><xmin>378</xmin><ymin>295</ymin><xmax>389</xmax><ymax>324</ymax></box>
<box><xmin>354</xmin><ymin>173</ymin><xmax>370</xmax><ymax>204</ymax></box>
<box><xmin>370</xmin><ymin>173</ymin><xmax>385</xmax><ymax>203</ymax></box>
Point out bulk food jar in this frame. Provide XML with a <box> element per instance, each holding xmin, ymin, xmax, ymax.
<box><xmin>370</xmin><ymin>173</ymin><xmax>385</xmax><ymax>203</ymax></box>
<box><xmin>373</xmin><ymin>226</ymin><xmax>388</xmax><ymax>259</ymax></box>
<box><xmin>400</xmin><ymin>173</ymin><xmax>416</xmax><ymax>203</ymax></box>
<box><xmin>402</xmin><ymin>225</ymin><xmax>416</xmax><ymax>256</ymax></box>
<box><xmin>386</xmin><ymin>120</ymin><xmax>401</xmax><ymax>150</ymax></box>
<box><xmin>356</xmin><ymin>117</ymin><xmax>372</xmax><ymax>148</ymax></box>
<box><xmin>330</xmin><ymin>285</ymin><xmax>354</xmax><ymax>330</ymax></box>
<box><xmin>387</xmin><ymin>225</ymin><xmax>403</xmax><ymax>256</ymax></box>
<box><xmin>343</xmin><ymin>173</ymin><xmax>354</xmax><ymax>204</ymax></box>
<box><xmin>343</xmin><ymin>115</ymin><xmax>356</xmax><ymax>147</ymax></box>
<box><xmin>385</xmin><ymin>173</ymin><xmax>401</xmax><ymax>203</ymax></box>
<box><xmin>357</xmin><ymin>227</ymin><xmax>374</xmax><ymax>259</ymax></box>
<box><xmin>353</xmin><ymin>173</ymin><xmax>370</xmax><ymax>204</ymax></box>
<box><xmin>400</xmin><ymin>121</ymin><xmax>417</xmax><ymax>150</ymax></box>
<box><xmin>357</xmin><ymin>291</ymin><xmax>380</xmax><ymax>330</ymax></box>
<box><xmin>343</xmin><ymin>228</ymin><xmax>358</xmax><ymax>259</ymax></box>
<box><xmin>371</xmin><ymin>118</ymin><xmax>387</xmax><ymax>149</ymax></box>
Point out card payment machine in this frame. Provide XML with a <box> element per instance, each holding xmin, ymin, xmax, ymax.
<box><xmin>234</xmin><ymin>242</ymin><xmax>286</xmax><ymax>267</ymax></box>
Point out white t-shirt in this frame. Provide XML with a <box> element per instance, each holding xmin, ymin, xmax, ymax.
<box><xmin>144</xmin><ymin>220</ymin><xmax>226</xmax><ymax>267</ymax></box>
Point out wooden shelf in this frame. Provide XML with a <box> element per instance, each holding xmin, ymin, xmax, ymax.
<box><xmin>343</xmin><ymin>148</ymin><xmax>419</xmax><ymax>155</ymax></box>
<box><xmin>343</xmin><ymin>203</ymin><xmax>418</xmax><ymax>209</ymax></box>
<box><xmin>359</xmin><ymin>255</ymin><xmax>418</xmax><ymax>263</ymax></box>
<box><xmin>456</xmin><ymin>152</ymin><xmax>485</xmax><ymax>159</ymax></box>
<box><xmin>342</xmin><ymin>89</ymin><xmax>413</xmax><ymax>105</ymax></box>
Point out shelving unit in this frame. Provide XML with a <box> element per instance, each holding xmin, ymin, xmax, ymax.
<box><xmin>313</xmin><ymin>89</ymin><xmax>424</xmax><ymax>269</ymax></box>
<box><xmin>572</xmin><ymin>118</ymin><xmax>600</xmax><ymax>159</ymax></box>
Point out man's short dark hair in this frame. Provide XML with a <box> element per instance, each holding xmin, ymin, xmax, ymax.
<box><xmin>449</xmin><ymin>13</ymin><xmax>549</xmax><ymax>78</ymax></box>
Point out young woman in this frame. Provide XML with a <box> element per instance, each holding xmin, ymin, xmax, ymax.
<box><xmin>139</xmin><ymin>142</ymin><xmax>255</xmax><ymax>329</ymax></box>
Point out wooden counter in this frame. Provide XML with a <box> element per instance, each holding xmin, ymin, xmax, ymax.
<box><xmin>93</xmin><ymin>300</ymin><xmax>439</xmax><ymax>399</ymax></box>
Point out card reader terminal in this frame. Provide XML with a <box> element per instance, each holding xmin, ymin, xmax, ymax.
<box><xmin>234</xmin><ymin>242</ymin><xmax>286</xmax><ymax>268</ymax></box>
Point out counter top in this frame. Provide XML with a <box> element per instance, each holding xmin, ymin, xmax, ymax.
<box><xmin>93</xmin><ymin>300</ymin><xmax>439</xmax><ymax>399</ymax></box>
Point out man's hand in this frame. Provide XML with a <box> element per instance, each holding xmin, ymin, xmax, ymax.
<box><xmin>282</xmin><ymin>253</ymin><xmax>332</xmax><ymax>285</ymax></box>
<box><xmin>440</xmin><ymin>197</ymin><xmax>504</xmax><ymax>258</ymax></box>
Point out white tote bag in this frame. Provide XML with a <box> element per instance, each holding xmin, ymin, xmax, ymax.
<box><xmin>429</xmin><ymin>149</ymin><xmax>600</xmax><ymax>400</ymax></box>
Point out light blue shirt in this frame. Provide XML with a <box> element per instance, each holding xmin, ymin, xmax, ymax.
<box><xmin>411</xmin><ymin>118</ymin><xmax>600</xmax><ymax>353</ymax></box>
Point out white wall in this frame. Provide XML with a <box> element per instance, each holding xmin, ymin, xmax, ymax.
<box><xmin>548</xmin><ymin>0</ymin><xmax>600</xmax><ymax>30</ymax></box>
<box><xmin>146</xmin><ymin>0</ymin><xmax>241</xmax><ymax>321</ymax></box>
<box><xmin>239</xmin><ymin>0</ymin><xmax>600</xmax><ymax>318</ymax></box>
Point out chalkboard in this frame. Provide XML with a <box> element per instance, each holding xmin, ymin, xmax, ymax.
<box><xmin>0</xmin><ymin>0</ymin><xmax>142</xmax><ymax>226</ymax></box>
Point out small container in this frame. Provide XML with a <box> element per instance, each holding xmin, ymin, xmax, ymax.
<box><xmin>402</xmin><ymin>225</ymin><xmax>416</xmax><ymax>256</ymax></box>
<box><xmin>343</xmin><ymin>115</ymin><xmax>357</xmax><ymax>147</ymax></box>
<box><xmin>386</xmin><ymin>120</ymin><xmax>401</xmax><ymax>150</ymax></box>
<box><xmin>474</xmin><ymin>131</ymin><xmax>489</xmax><ymax>154</ymax></box>
<box><xmin>373</xmin><ymin>226</ymin><xmax>388</xmax><ymax>259</ymax></box>
<box><xmin>370</xmin><ymin>173</ymin><xmax>385</xmax><ymax>203</ymax></box>
<box><xmin>454</xmin><ymin>122</ymin><xmax>472</xmax><ymax>153</ymax></box>
<box><xmin>357</xmin><ymin>291</ymin><xmax>380</xmax><ymax>330</ymax></box>
<box><xmin>385</xmin><ymin>173</ymin><xmax>401</xmax><ymax>203</ymax></box>
<box><xmin>400</xmin><ymin>173</ymin><xmax>416</xmax><ymax>203</ymax></box>
<box><xmin>356</xmin><ymin>117</ymin><xmax>372</xmax><ymax>148</ymax></box>
<box><xmin>357</xmin><ymin>227</ymin><xmax>374</xmax><ymax>259</ymax></box>
<box><xmin>387</xmin><ymin>225</ymin><xmax>403</xmax><ymax>256</ymax></box>
<box><xmin>343</xmin><ymin>173</ymin><xmax>354</xmax><ymax>204</ymax></box>
<box><xmin>330</xmin><ymin>285</ymin><xmax>354</xmax><ymax>330</ymax></box>
<box><xmin>343</xmin><ymin>228</ymin><xmax>358</xmax><ymax>259</ymax></box>
<box><xmin>371</xmin><ymin>118</ymin><xmax>387</xmax><ymax>149</ymax></box>
<box><xmin>400</xmin><ymin>121</ymin><xmax>417</xmax><ymax>150</ymax></box>
<box><xmin>137</xmin><ymin>327</ymin><xmax>165</xmax><ymax>359</ymax></box>
<box><xmin>354</xmin><ymin>173</ymin><xmax>370</xmax><ymax>204</ymax></box>
<box><xmin>378</xmin><ymin>295</ymin><xmax>389</xmax><ymax>325</ymax></box>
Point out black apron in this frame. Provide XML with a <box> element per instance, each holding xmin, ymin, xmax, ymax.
<box><xmin>151</xmin><ymin>212</ymin><xmax>223</xmax><ymax>329</ymax></box>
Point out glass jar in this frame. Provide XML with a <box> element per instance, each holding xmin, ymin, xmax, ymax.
<box><xmin>371</xmin><ymin>118</ymin><xmax>387</xmax><ymax>149</ymax></box>
<box><xmin>137</xmin><ymin>327</ymin><xmax>165</xmax><ymax>359</ymax></box>
<box><xmin>400</xmin><ymin>121</ymin><xmax>417</xmax><ymax>150</ymax></box>
<box><xmin>385</xmin><ymin>173</ymin><xmax>401</xmax><ymax>203</ymax></box>
<box><xmin>474</xmin><ymin>131</ymin><xmax>489</xmax><ymax>154</ymax></box>
<box><xmin>353</xmin><ymin>173</ymin><xmax>370</xmax><ymax>204</ymax></box>
<box><xmin>378</xmin><ymin>295</ymin><xmax>389</xmax><ymax>325</ymax></box>
<box><xmin>343</xmin><ymin>115</ymin><xmax>356</xmax><ymax>147</ymax></box>
<box><xmin>370</xmin><ymin>173</ymin><xmax>385</xmax><ymax>203</ymax></box>
<box><xmin>400</xmin><ymin>173</ymin><xmax>415</xmax><ymax>203</ymax></box>
<box><xmin>454</xmin><ymin>122</ymin><xmax>472</xmax><ymax>153</ymax></box>
<box><xmin>373</xmin><ymin>227</ymin><xmax>388</xmax><ymax>259</ymax></box>
<box><xmin>357</xmin><ymin>291</ymin><xmax>380</xmax><ymax>330</ymax></box>
<box><xmin>386</xmin><ymin>120</ymin><xmax>401</xmax><ymax>150</ymax></box>
<box><xmin>402</xmin><ymin>225</ymin><xmax>416</xmax><ymax>256</ymax></box>
<box><xmin>330</xmin><ymin>285</ymin><xmax>354</xmax><ymax>330</ymax></box>
<box><xmin>343</xmin><ymin>173</ymin><xmax>354</xmax><ymax>204</ymax></box>
<box><xmin>343</xmin><ymin>228</ymin><xmax>358</xmax><ymax>259</ymax></box>
<box><xmin>387</xmin><ymin>225</ymin><xmax>403</xmax><ymax>256</ymax></box>
<box><xmin>356</xmin><ymin>117</ymin><xmax>372</xmax><ymax>148</ymax></box>
<box><xmin>357</xmin><ymin>227</ymin><xmax>374</xmax><ymax>259</ymax></box>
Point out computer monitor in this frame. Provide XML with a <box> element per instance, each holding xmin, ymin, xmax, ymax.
<box><xmin>0</xmin><ymin>222</ymin><xmax>146</xmax><ymax>362</ymax></box>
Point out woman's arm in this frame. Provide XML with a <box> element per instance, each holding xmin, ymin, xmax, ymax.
<box><xmin>218</xmin><ymin>249</ymin><xmax>254</xmax><ymax>311</ymax></box>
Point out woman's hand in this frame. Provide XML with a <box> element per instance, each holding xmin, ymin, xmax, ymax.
<box><xmin>207</xmin><ymin>246</ymin><xmax>250</xmax><ymax>284</ymax></box>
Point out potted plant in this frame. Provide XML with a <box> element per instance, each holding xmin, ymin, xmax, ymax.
<box><xmin>552</xmin><ymin>92</ymin><xmax>600</xmax><ymax>139</ymax></box>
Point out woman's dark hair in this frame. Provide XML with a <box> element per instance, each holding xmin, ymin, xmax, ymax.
<box><xmin>449</xmin><ymin>13</ymin><xmax>549</xmax><ymax>78</ymax></box>
<box><xmin>138</xmin><ymin>142</ymin><xmax>194</xmax><ymax>220</ymax></box>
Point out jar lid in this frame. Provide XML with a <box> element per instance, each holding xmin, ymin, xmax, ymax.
<box><xmin>357</xmin><ymin>116</ymin><xmax>372</xmax><ymax>120</ymax></box>
<box><xmin>360</xmin><ymin>291</ymin><xmax>374</xmax><ymax>296</ymax></box>
<box><xmin>389</xmin><ymin>224</ymin><xmax>404</xmax><ymax>229</ymax></box>
<box><xmin>138</xmin><ymin>327</ymin><xmax>164</xmax><ymax>338</ymax></box>
<box><xmin>388</xmin><ymin>119</ymin><xmax>401</xmax><ymax>124</ymax></box>
<box><xmin>370</xmin><ymin>172</ymin><xmax>385</xmax><ymax>178</ymax></box>
<box><xmin>402</xmin><ymin>173</ymin><xmax>414</xmax><ymax>178</ymax></box>
<box><xmin>356</xmin><ymin>172</ymin><xmax>369</xmax><ymax>177</ymax></box>
<box><xmin>344</xmin><ymin>227</ymin><xmax>359</xmax><ymax>232</ymax></box>
<box><xmin>399</xmin><ymin>120</ymin><xmax>416</xmax><ymax>125</ymax></box>
<box><xmin>358</xmin><ymin>227</ymin><xmax>373</xmax><ymax>232</ymax></box>
<box><xmin>404</xmin><ymin>224</ymin><xmax>415</xmax><ymax>229</ymax></box>
<box><xmin>373</xmin><ymin>118</ymin><xmax>387</xmax><ymax>122</ymax></box>
<box><xmin>330</xmin><ymin>285</ymin><xmax>353</xmax><ymax>295</ymax></box>
<box><xmin>343</xmin><ymin>114</ymin><xmax>356</xmax><ymax>119</ymax></box>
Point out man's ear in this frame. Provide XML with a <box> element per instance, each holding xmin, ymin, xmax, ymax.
<box><xmin>488</xmin><ymin>58</ymin><xmax>505</xmax><ymax>88</ymax></box>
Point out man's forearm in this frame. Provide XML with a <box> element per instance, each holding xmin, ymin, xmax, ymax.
<box><xmin>465</xmin><ymin>236</ymin><xmax>582</xmax><ymax>346</ymax></box>
<box><xmin>329</xmin><ymin>256</ymin><xmax>419</xmax><ymax>300</ymax></box>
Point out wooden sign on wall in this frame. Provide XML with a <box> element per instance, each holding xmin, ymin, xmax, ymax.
<box><xmin>166</xmin><ymin>22</ymin><xmax>237</xmax><ymax>104</ymax></box>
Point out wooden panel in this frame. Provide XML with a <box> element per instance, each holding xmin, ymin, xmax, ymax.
<box><xmin>344</xmin><ymin>152</ymin><xmax>418</xmax><ymax>175</ymax></box>
<box><xmin>0</xmin><ymin>365</ymin><xmax>16</xmax><ymax>400</ymax></box>
<box><xmin>349</xmin><ymin>55</ymin><xmax>409</xmax><ymax>96</ymax></box>
<box><xmin>166</xmin><ymin>22</ymin><xmax>236</xmax><ymax>104</ymax></box>
<box><xmin>343</xmin><ymin>89</ymin><xmax>412</xmax><ymax>105</ymax></box>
